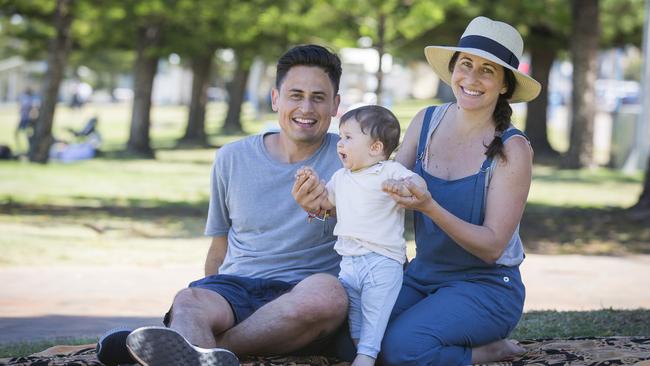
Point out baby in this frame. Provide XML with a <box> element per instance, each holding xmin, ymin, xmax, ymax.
<box><xmin>296</xmin><ymin>105</ymin><xmax>425</xmax><ymax>366</ymax></box>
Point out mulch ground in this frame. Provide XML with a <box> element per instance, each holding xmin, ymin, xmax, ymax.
<box><xmin>1</xmin><ymin>337</ymin><xmax>649</xmax><ymax>366</ymax></box>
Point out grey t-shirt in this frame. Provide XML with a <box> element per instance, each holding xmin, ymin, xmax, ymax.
<box><xmin>205</xmin><ymin>132</ymin><xmax>342</xmax><ymax>284</ymax></box>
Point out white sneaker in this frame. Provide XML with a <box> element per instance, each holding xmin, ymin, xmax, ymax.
<box><xmin>126</xmin><ymin>326</ymin><xmax>239</xmax><ymax>366</ymax></box>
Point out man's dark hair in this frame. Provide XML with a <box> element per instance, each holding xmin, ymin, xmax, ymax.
<box><xmin>339</xmin><ymin>105</ymin><xmax>401</xmax><ymax>158</ymax></box>
<box><xmin>276</xmin><ymin>44</ymin><xmax>342</xmax><ymax>94</ymax></box>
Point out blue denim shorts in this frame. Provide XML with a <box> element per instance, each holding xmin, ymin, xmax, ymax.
<box><xmin>187</xmin><ymin>274</ymin><xmax>294</xmax><ymax>324</ymax></box>
<box><xmin>163</xmin><ymin>273</ymin><xmax>347</xmax><ymax>357</ymax></box>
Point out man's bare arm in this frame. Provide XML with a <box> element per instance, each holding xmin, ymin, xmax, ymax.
<box><xmin>204</xmin><ymin>236</ymin><xmax>228</xmax><ymax>277</ymax></box>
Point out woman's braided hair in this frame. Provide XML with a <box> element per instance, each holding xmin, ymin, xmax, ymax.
<box><xmin>448</xmin><ymin>52</ymin><xmax>517</xmax><ymax>162</ymax></box>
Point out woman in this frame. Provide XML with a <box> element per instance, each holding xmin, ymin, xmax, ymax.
<box><xmin>380</xmin><ymin>16</ymin><xmax>541</xmax><ymax>365</ymax></box>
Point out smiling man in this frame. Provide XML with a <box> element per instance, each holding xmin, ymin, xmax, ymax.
<box><xmin>118</xmin><ymin>45</ymin><xmax>347</xmax><ymax>366</ymax></box>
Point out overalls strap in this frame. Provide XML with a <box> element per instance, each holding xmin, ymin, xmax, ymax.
<box><xmin>416</xmin><ymin>106</ymin><xmax>436</xmax><ymax>164</ymax></box>
<box><xmin>501</xmin><ymin>128</ymin><xmax>529</xmax><ymax>143</ymax></box>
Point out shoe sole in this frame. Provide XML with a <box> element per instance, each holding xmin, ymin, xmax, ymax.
<box><xmin>126</xmin><ymin>326</ymin><xmax>239</xmax><ymax>366</ymax></box>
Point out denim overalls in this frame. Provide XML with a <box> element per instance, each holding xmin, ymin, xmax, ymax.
<box><xmin>381</xmin><ymin>105</ymin><xmax>527</xmax><ymax>366</ymax></box>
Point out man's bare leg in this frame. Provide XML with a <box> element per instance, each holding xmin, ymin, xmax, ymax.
<box><xmin>471</xmin><ymin>339</ymin><xmax>525</xmax><ymax>364</ymax></box>
<box><xmin>167</xmin><ymin>287</ymin><xmax>236</xmax><ymax>348</ymax></box>
<box><xmin>216</xmin><ymin>273</ymin><xmax>348</xmax><ymax>355</ymax></box>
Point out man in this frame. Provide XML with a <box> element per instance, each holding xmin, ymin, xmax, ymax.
<box><xmin>98</xmin><ymin>45</ymin><xmax>348</xmax><ymax>366</ymax></box>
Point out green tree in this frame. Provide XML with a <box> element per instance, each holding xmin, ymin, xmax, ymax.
<box><xmin>564</xmin><ymin>0</ymin><xmax>644</xmax><ymax>168</ymax></box>
<box><xmin>564</xmin><ymin>0</ymin><xmax>600</xmax><ymax>168</ymax></box>
<box><xmin>636</xmin><ymin>157</ymin><xmax>650</xmax><ymax>210</ymax></box>
<box><xmin>220</xmin><ymin>0</ymin><xmax>351</xmax><ymax>134</ymax></box>
<box><xmin>88</xmin><ymin>0</ymin><xmax>181</xmax><ymax>157</ymax></box>
<box><xmin>1</xmin><ymin>0</ymin><xmax>77</xmax><ymax>163</ymax></box>
<box><xmin>222</xmin><ymin>50</ymin><xmax>254</xmax><ymax>134</ymax></box>
<box><xmin>182</xmin><ymin>49</ymin><xmax>215</xmax><ymax>144</ymax></box>
<box><xmin>467</xmin><ymin>0</ymin><xmax>569</xmax><ymax>161</ymax></box>
<box><xmin>631</xmin><ymin>0</ymin><xmax>649</xmax><ymax>211</ymax></box>
<box><xmin>30</xmin><ymin>0</ymin><xmax>74</xmax><ymax>163</ymax></box>
<box><xmin>166</xmin><ymin>0</ymin><xmax>241</xmax><ymax>145</ymax></box>
<box><xmin>330</xmin><ymin>0</ymin><xmax>465</xmax><ymax>105</ymax></box>
<box><xmin>126</xmin><ymin>3</ymin><xmax>166</xmax><ymax>157</ymax></box>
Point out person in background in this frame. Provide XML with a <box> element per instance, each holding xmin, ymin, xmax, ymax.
<box><xmin>15</xmin><ymin>88</ymin><xmax>40</xmax><ymax>153</ymax></box>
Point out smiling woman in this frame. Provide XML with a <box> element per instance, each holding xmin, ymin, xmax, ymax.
<box><xmin>379</xmin><ymin>16</ymin><xmax>543</xmax><ymax>366</ymax></box>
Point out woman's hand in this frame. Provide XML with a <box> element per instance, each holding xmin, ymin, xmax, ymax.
<box><xmin>292</xmin><ymin>166</ymin><xmax>328</xmax><ymax>213</ymax></box>
<box><xmin>383</xmin><ymin>175</ymin><xmax>434</xmax><ymax>213</ymax></box>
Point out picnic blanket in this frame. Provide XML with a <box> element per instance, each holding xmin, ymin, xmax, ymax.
<box><xmin>1</xmin><ymin>337</ymin><xmax>649</xmax><ymax>366</ymax></box>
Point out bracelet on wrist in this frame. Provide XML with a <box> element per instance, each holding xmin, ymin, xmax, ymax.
<box><xmin>307</xmin><ymin>209</ymin><xmax>330</xmax><ymax>223</ymax></box>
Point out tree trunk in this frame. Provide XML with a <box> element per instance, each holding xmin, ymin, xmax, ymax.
<box><xmin>633</xmin><ymin>0</ymin><xmax>650</xmax><ymax>210</ymax></box>
<box><xmin>564</xmin><ymin>0</ymin><xmax>600</xmax><ymax>169</ymax></box>
<box><xmin>222</xmin><ymin>57</ymin><xmax>250</xmax><ymax>134</ymax></box>
<box><xmin>29</xmin><ymin>0</ymin><xmax>74</xmax><ymax>163</ymax></box>
<box><xmin>180</xmin><ymin>51</ymin><xmax>214</xmax><ymax>145</ymax></box>
<box><xmin>633</xmin><ymin>155</ymin><xmax>650</xmax><ymax>209</ymax></box>
<box><xmin>126</xmin><ymin>25</ymin><xmax>161</xmax><ymax>157</ymax></box>
<box><xmin>375</xmin><ymin>13</ymin><xmax>386</xmax><ymax>106</ymax></box>
<box><xmin>526</xmin><ymin>43</ymin><xmax>560</xmax><ymax>162</ymax></box>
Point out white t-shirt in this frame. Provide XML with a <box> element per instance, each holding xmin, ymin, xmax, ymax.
<box><xmin>326</xmin><ymin>160</ymin><xmax>414</xmax><ymax>263</ymax></box>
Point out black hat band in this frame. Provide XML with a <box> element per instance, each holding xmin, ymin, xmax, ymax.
<box><xmin>457</xmin><ymin>35</ymin><xmax>519</xmax><ymax>69</ymax></box>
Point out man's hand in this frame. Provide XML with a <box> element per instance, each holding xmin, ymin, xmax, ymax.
<box><xmin>292</xmin><ymin>166</ymin><xmax>328</xmax><ymax>213</ymax></box>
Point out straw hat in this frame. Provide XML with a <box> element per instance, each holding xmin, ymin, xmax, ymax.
<box><xmin>424</xmin><ymin>16</ymin><xmax>541</xmax><ymax>103</ymax></box>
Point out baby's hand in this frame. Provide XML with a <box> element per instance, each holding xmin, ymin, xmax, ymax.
<box><xmin>293</xmin><ymin>166</ymin><xmax>329</xmax><ymax>212</ymax></box>
<box><xmin>295</xmin><ymin>166</ymin><xmax>320</xmax><ymax>182</ymax></box>
<box><xmin>382</xmin><ymin>178</ymin><xmax>412</xmax><ymax>197</ymax></box>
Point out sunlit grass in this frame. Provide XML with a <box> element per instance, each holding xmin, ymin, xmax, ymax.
<box><xmin>529</xmin><ymin>166</ymin><xmax>643</xmax><ymax>208</ymax></box>
<box><xmin>512</xmin><ymin>309</ymin><xmax>650</xmax><ymax>339</ymax></box>
<box><xmin>0</xmin><ymin>338</ymin><xmax>97</xmax><ymax>359</ymax></box>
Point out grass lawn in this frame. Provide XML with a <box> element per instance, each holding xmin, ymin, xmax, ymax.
<box><xmin>0</xmin><ymin>100</ymin><xmax>648</xmax><ymax>357</ymax></box>
<box><xmin>0</xmin><ymin>338</ymin><xmax>97</xmax><ymax>359</ymax></box>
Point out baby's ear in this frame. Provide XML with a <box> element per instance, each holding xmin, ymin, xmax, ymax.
<box><xmin>370</xmin><ymin>140</ymin><xmax>385</xmax><ymax>157</ymax></box>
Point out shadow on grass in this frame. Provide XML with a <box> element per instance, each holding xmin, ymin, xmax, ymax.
<box><xmin>4</xmin><ymin>198</ymin><xmax>649</xmax><ymax>255</ymax></box>
<box><xmin>0</xmin><ymin>198</ymin><xmax>208</xmax><ymax>239</ymax></box>
<box><xmin>0</xmin><ymin>315</ymin><xmax>162</xmax><ymax>357</ymax></box>
<box><xmin>0</xmin><ymin>198</ymin><xmax>207</xmax><ymax>219</ymax></box>
<box><xmin>522</xmin><ymin>204</ymin><xmax>650</xmax><ymax>255</ymax></box>
<box><xmin>404</xmin><ymin>205</ymin><xmax>650</xmax><ymax>255</ymax></box>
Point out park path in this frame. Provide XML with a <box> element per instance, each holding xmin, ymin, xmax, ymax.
<box><xmin>1</xmin><ymin>254</ymin><xmax>649</xmax><ymax>344</ymax></box>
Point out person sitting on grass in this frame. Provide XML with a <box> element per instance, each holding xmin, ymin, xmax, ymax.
<box><xmin>379</xmin><ymin>16</ymin><xmax>541</xmax><ymax>365</ymax></box>
<box><xmin>96</xmin><ymin>44</ymin><xmax>348</xmax><ymax>366</ymax></box>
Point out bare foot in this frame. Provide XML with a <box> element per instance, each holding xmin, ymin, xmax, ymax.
<box><xmin>471</xmin><ymin>339</ymin><xmax>525</xmax><ymax>364</ymax></box>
